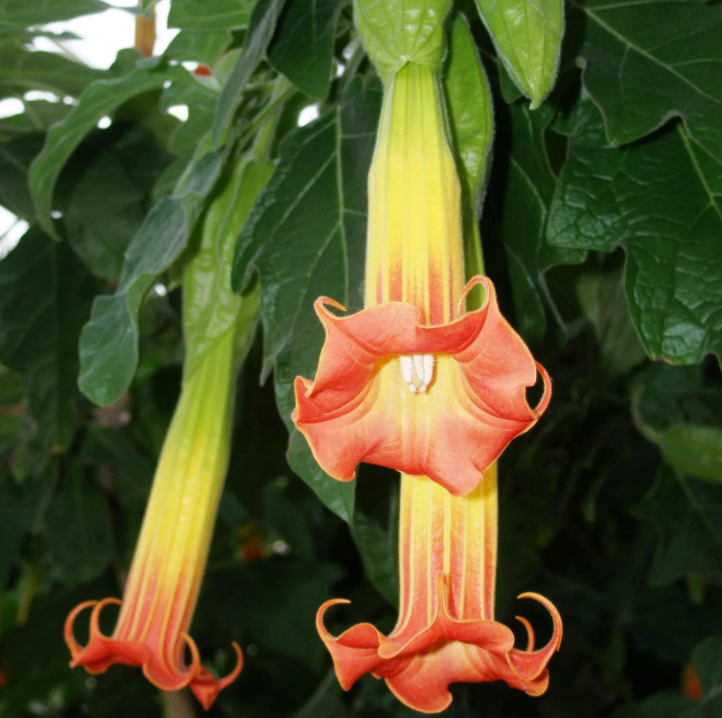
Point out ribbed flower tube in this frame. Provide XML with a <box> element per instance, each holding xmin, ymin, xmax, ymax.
<box><xmin>65</xmin><ymin>326</ymin><xmax>242</xmax><ymax>710</ymax></box>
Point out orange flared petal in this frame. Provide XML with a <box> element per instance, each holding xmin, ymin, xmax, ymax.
<box><xmin>316</xmin><ymin>578</ymin><xmax>561</xmax><ymax>713</ymax></box>
<box><xmin>65</xmin><ymin>598</ymin><xmax>242</xmax><ymax>708</ymax></box>
<box><xmin>294</xmin><ymin>276</ymin><xmax>550</xmax><ymax>495</ymax></box>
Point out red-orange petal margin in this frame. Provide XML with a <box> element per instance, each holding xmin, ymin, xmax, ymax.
<box><xmin>293</xmin><ymin>276</ymin><xmax>551</xmax><ymax>496</ymax></box>
<box><xmin>65</xmin><ymin>599</ymin><xmax>243</xmax><ymax>710</ymax></box>
<box><xmin>316</xmin><ymin>583</ymin><xmax>563</xmax><ymax>714</ymax></box>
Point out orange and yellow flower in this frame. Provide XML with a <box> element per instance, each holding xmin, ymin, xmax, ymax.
<box><xmin>293</xmin><ymin>63</ymin><xmax>549</xmax><ymax>498</ymax></box>
<box><xmin>295</xmin><ymin>58</ymin><xmax>562</xmax><ymax>711</ymax></box>
<box><xmin>65</xmin><ymin>327</ymin><xmax>242</xmax><ymax>710</ymax></box>
<box><xmin>318</xmin><ymin>468</ymin><xmax>562</xmax><ymax>713</ymax></box>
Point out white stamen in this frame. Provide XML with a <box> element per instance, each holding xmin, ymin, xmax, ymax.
<box><xmin>398</xmin><ymin>354</ymin><xmax>436</xmax><ymax>393</ymax></box>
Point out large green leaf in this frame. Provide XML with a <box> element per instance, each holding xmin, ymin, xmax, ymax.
<box><xmin>62</xmin><ymin>147</ymin><xmax>147</xmax><ymax>282</ymax></box>
<box><xmin>232</xmin><ymin>78</ymin><xmax>382</xmax><ymax>521</ymax></box>
<box><xmin>474</xmin><ymin>0</ymin><xmax>564</xmax><ymax>108</ymax></box>
<box><xmin>354</xmin><ymin>0</ymin><xmax>452</xmax><ymax>81</ymax></box>
<box><xmin>29</xmin><ymin>63</ymin><xmax>187</xmax><ymax>239</ymax></box>
<box><xmin>212</xmin><ymin>0</ymin><xmax>287</xmax><ymax>142</ymax></box>
<box><xmin>168</xmin><ymin>0</ymin><xmax>255</xmax><ymax>31</ymax></box>
<box><xmin>0</xmin><ymin>44</ymin><xmax>104</xmax><ymax>100</ymax></box>
<box><xmin>499</xmin><ymin>103</ymin><xmax>585</xmax><ymax>341</ymax></box>
<box><xmin>612</xmin><ymin>692</ymin><xmax>692</xmax><ymax>718</ymax></box>
<box><xmin>268</xmin><ymin>0</ymin><xmax>347</xmax><ymax>100</ymax></box>
<box><xmin>572</xmin><ymin>0</ymin><xmax>722</xmax><ymax>163</ymax></box>
<box><xmin>0</xmin><ymin>0</ymin><xmax>108</xmax><ymax>27</ymax></box>
<box><xmin>634</xmin><ymin>468</ymin><xmax>722</xmax><ymax>586</ymax></box>
<box><xmin>0</xmin><ymin>228</ymin><xmax>97</xmax><ymax>450</ymax></box>
<box><xmin>547</xmin><ymin>100</ymin><xmax>722</xmax><ymax>365</ymax></box>
<box><xmin>78</xmin><ymin>142</ymin><xmax>227</xmax><ymax>406</ymax></box>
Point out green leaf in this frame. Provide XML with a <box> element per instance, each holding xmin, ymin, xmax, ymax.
<box><xmin>634</xmin><ymin>468</ymin><xmax>722</xmax><ymax>586</ymax></box>
<box><xmin>212</xmin><ymin>0</ymin><xmax>287</xmax><ymax>143</ymax></box>
<box><xmin>0</xmin><ymin>0</ymin><xmax>109</xmax><ymax>27</ymax></box>
<box><xmin>499</xmin><ymin>103</ymin><xmax>585</xmax><ymax>341</ymax></box>
<box><xmin>547</xmin><ymin>101</ymin><xmax>722</xmax><ymax>365</ymax></box>
<box><xmin>612</xmin><ymin>692</ymin><xmax>692</xmax><ymax>718</ymax></box>
<box><xmin>474</xmin><ymin>0</ymin><xmax>564</xmax><ymax>108</ymax></box>
<box><xmin>268</xmin><ymin>0</ymin><xmax>347</xmax><ymax>100</ymax></box>
<box><xmin>632</xmin><ymin>364</ymin><xmax>722</xmax><ymax>482</ymax></box>
<box><xmin>62</xmin><ymin>149</ymin><xmax>146</xmax><ymax>282</ymax></box>
<box><xmin>0</xmin><ymin>132</ymin><xmax>45</xmax><ymax>220</ymax></box>
<box><xmin>168</xmin><ymin>0</ymin><xmax>255</xmax><ymax>31</ymax></box>
<box><xmin>233</xmin><ymin>78</ymin><xmax>382</xmax><ymax>521</ymax></box>
<box><xmin>354</xmin><ymin>0</ymin><xmax>453</xmax><ymax>81</ymax></box>
<box><xmin>576</xmin><ymin>266</ymin><xmax>647</xmax><ymax>378</ymax></box>
<box><xmin>0</xmin><ymin>101</ymin><xmax>72</xmax><ymax>143</ymax></box>
<box><xmin>29</xmin><ymin>64</ymin><xmax>187</xmax><ymax>239</ymax></box>
<box><xmin>0</xmin><ymin>228</ymin><xmax>97</xmax><ymax>450</ymax></box>
<box><xmin>659</xmin><ymin>425</ymin><xmax>722</xmax><ymax>484</ymax></box>
<box><xmin>0</xmin><ymin>44</ymin><xmax>104</xmax><ymax>99</ymax></box>
<box><xmin>45</xmin><ymin>477</ymin><xmax>114</xmax><ymax>585</ymax></box>
<box><xmin>444</xmin><ymin>12</ymin><xmax>493</xmax><ymax>211</ymax></box>
<box><xmin>443</xmin><ymin>12</ymin><xmax>493</xmax><ymax>288</ymax></box>
<box><xmin>572</xmin><ymin>0</ymin><xmax>722</xmax><ymax>163</ymax></box>
<box><xmin>183</xmin><ymin>154</ymin><xmax>273</xmax><ymax>378</ymax></box>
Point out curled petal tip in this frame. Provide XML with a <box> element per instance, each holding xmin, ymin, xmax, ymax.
<box><xmin>515</xmin><ymin>616</ymin><xmax>536</xmax><ymax>652</ymax></box>
<box><xmin>317</xmin><ymin>296</ymin><xmax>347</xmax><ymax>314</ymax></box>
<box><xmin>219</xmin><ymin>642</ymin><xmax>244</xmax><ymax>688</ymax></box>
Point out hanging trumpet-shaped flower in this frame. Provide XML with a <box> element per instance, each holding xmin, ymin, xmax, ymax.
<box><xmin>296</xmin><ymin>52</ymin><xmax>562</xmax><ymax>712</ymax></box>
<box><xmin>319</xmin><ymin>468</ymin><xmax>562</xmax><ymax>712</ymax></box>
<box><xmin>65</xmin><ymin>328</ymin><xmax>242</xmax><ymax>709</ymax></box>
<box><xmin>65</xmin><ymin>149</ymin><xmax>273</xmax><ymax>709</ymax></box>
<box><xmin>293</xmin><ymin>61</ymin><xmax>549</xmax><ymax>497</ymax></box>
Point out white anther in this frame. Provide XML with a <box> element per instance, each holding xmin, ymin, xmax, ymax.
<box><xmin>398</xmin><ymin>354</ymin><xmax>436</xmax><ymax>393</ymax></box>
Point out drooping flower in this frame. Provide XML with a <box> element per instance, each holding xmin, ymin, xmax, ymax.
<box><xmin>318</xmin><ymin>467</ymin><xmax>562</xmax><ymax>713</ymax></box>
<box><xmin>65</xmin><ymin>328</ymin><xmax>242</xmax><ymax>709</ymax></box>
<box><xmin>296</xmin><ymin>55</ymin><xmax>562</xmax><ymax>711</ymax></box>
<box><xmin>293</xmin><ymin>60</ymin><xmax>549</xmax><ymax>497</ymax></box>
<box><xmin>64</xmin><ymin>149</ymin><xmax>272</xmax><ymax>709</ymax></box>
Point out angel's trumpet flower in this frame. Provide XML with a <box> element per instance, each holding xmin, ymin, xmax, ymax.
<box><xmin>65</xmin><ymin>328</ymin><xmax>242</xmax><ymax>709</ymax></box>
<box><xmin>293</xmin><ymin>62</ymin><xmax>549</xmax><ymax>497</ymax></box>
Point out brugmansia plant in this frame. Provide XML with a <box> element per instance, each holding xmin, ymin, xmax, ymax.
<box><xmin>0</xmin><ymin>0</ymin><xmax>720</xmax><ymax>717</ymax></box>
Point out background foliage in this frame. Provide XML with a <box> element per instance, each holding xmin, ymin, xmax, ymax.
<box><xmin>0</xmin><ymin>0</ymin><xmax>721</xmax><ymax>716</ymax></box>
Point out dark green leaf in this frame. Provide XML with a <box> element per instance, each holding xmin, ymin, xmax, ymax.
<box><xmin>0</xmin><ymin>228</ymin><xmax>97</xmax><ymax>449</ymax></box>
<box><xmin>45</xmin><ymin>477</ymin><xmax>114</xmax><ymax>585</ymax></box>
<box><xmin>0</xmin><ymin>132</ymin><xmax>45</xmax><ymax>220</ymax></box>
<box><xmin>572</xmin><ymin>0</ymin><xmax>722</xmax><ymax>162</ymax></box>
<box><xmin>658</xmin><ymin>425</ymin><xmax>722</xmax><ymax>484</ymax></box>
<box><xmin>547</xmin><ymin>101</ymin><xmax>722</xmax><ymax>365</ymax></box>
<box><xmin>212</xmin><ymin>0</ymin><xmax>287</xmax><ymax>143</ymax></box>
<box><xmin>0</xmin><ymin>101</ymin><xmax>72</xmax><ymax>143</ymax></box>
<box><xmin>168</xmin><ymin>0</ymin><xmax>255</xmax><ymax>31</ymax></box>
<box><xmin>0</xmin><ymin>0</ymin><xmax>109</xmax><ymax>27</ymax></box>
<box><xmin>499</xmin><ymin>103</ymin><xmax>585</xmax><ymax>341</ymax></box>
<box><xmin>0</xmin><ymin>44</ymin><xmax>103</xmax><ymax>101</ymax></box>
<box><xmin>634</xmin><ymin>468</ymin><xmax>722</xmax><ymax>586</ymax></box>
<box><xmin>29</xmin><ymin>64</ymin><xmax>187</xmax><ymax>239</ymax></box>
<box><xmin>576</xmin><ymin>267</ymin><xmax>647</xmax><ymax>378</ymax></box>
<box><xmin>612</xmin><ymin>692</ymin><xmax>692</xmax><ymax>718</ymax></box>
<box><xmin>62</xmin><ymin>150</ymin><xmax>146</xmax><ymax>281</ymax></box>
<box><xmin>233</xmin><ymin>78</ymin><xmax>381</xmax><ymax>521</ymax></box>
<box><xmin>268</xmin><ymin>0</ymin><xmax>347</xmax><ymax>100</ymax></box>
<box><xmin>474</xmin><ymin>0</ymin><xmax>564</xmax><ymax>108</ymax></box>
<box><xmin>691</xmin><ymin>636</ymin><xmax>722</xmax><ymax>713</ymax></box>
